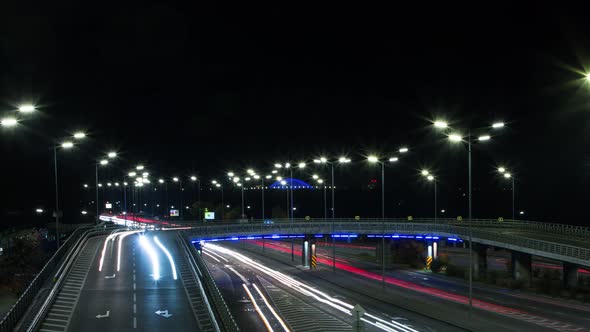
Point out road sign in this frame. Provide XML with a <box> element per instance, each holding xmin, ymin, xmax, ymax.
<box><xmin>407</xmin><ymin>215</ymin><xmax>413</xmax><ymax>221</ymax></box>
<box><xmin>457</xmin><ymin>216</ymin><xmax>463</xmax><ymax>221</ymax></box>
<box><xmin>170</xmin><ymin>209</ymin><xmax>179</xmax><ymax>217</ymax></box>
<box><xmin>305</xmin><ymin>216</ymin><xmax>310</xmax><ymax>220</ymax></box>
<box><xmin>498</xmin><ymin>217</ymin><xmax>504</xmax><ymax>222</ymax></box>
<box><xmin>105</xmin><ymin>203</ymin><xmax>112</xmax><ymax>209</ymax></box>
<box><xmin>354</xmin><ymin>215</ymin><xmax>360</xmax><ymax>220</ymax></box>
<box><xmin>205</xmin><ymin>212</ymin><xmax>215</xmax><ymax>220</ymax></box>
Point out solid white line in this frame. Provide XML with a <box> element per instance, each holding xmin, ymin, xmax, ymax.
<box><xmin>243</xmin><ymin>284</ymin><xmax>274</xmax><ymax>332</ymax></box>
<box><xmin>133</xmin><ymin>317</ymin><xmax>137</xmax><ymax>328</ymax></box>
<box><xmin>227</xmin><ymin>266</ymin><xmax>249</xmax><ymax>285</ymax></box>
<box><xmin>203</xmin><ymin>249</ymin><xmax>229</xmax><ymax>262</ymax></box>
<box><xmin>252</xmin><ymin>283</ymin><xmax>290</xmax><ymax>332</ymax></box>
<box><xmin>203</xmin><ymin>252</ymin><xmax>221</xmax><ymax>263</ymax></box>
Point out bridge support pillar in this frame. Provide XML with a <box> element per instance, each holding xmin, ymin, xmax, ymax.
<box><xmin>472</xmin><ymin>244</ymin><xmax>488</xmax><ymax>280</ymax></box>
<box><xmin>563</xmin><ymin>262</ymin><xmax>579</xmax><ymax>289</ymax></box>
<box><xmin>301</xmin><ymin>235</ymin><xmax>316</xmax><ymax>268</ymax></box>
<box><xmin>511</xmin><ymin>251</ymin><xmax>532</xmax><ymax>287</ymax></box>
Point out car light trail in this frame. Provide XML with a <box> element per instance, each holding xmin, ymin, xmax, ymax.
<box><xmin>252</xmin><ymin>283</ymin><xmax>290</xmax><ymax>332</ymax></box>
<box><xmin>203</xmin><ymin>252</ymin><xmax>221</xmax><ymax>263</ymax></box>
<box><xmin>99</xmin><ymin>231</ymin><xmax>123</xmax><ymax>272</ymax></box>
<box><xmin>139</xmin><ymin>235</ymin><xmax>160</xmax><ymax>280</ymax></box>
<box><xmin>154</xmin><ymin>236</ymin><xmax>178</xmax><ymax>280</ymax></box>
<box><xmin>205</xmin><ymin>244</ymin><xmax>418</xmax><ymax>332</ymax></box>
<box><xmin>117</xmin><ymin>231</ymin><xmax>142</xmax><ymax>272</ymax></box>
<box><xmin>243</xmin><ymin>283</ymin><xmax>274</xmax><ymax>332</ymax></box>
<box><xmin>248</xmin><ymin>240</ymin><xmax>580</xmax><ymax>331</ymax></box>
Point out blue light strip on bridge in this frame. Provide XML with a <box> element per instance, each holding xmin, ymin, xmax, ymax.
<box><xmin>192</xmin><ymin>233</ymin><xmax>462</xmax><ymax>243</ymax></box>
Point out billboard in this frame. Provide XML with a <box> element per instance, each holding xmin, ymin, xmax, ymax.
<box><xmin>205</xmin><ymin>212</ymin><xmax>215</xmax><ymax>220</ymax></box>
<box><xmin>105</xmin><ymin>203</ymin><xmax>112</xmax><ymax>209</ymax></box>
<box><xmin>170</xmin><ymin>209</ymin><xmax>179</xmax><ymax>217</ymax></box>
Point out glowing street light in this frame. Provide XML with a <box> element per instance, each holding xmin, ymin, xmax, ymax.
<box><xmin>427</xmin><ymin>175</ymin><xmax>434</xmax><ymax>181</ymax></box>
<box><xmin>434</xmin><ymin>120</ymin><xmax>448</xmax><ymax>128</ymax></box>
<box><xmin>173</xmin><ymin>177</ymin><xmax>179</xmax><ymax>182</ymax></box>
<box><xmin>367</xmin><ymin>155</ymin><xmax>379</xmax><ymax>163</ymax></box>
<box><xmin>478</xmin><ymin>135</ymin><xmax>491</xmax><ymax>141</ymax></box>
<box><xmin>61</xmin><ymin>141</ymin><xmax>74</xmax><ymax>149</ymax></box>
<box><xmin>136</xmin><ymin>165</ymin><xmax>144</xmax><ymax>170</ymax></box>
<box><xmin>99</xmin><ymin>159</ymin><xmax>108</xmax><ymax>165</ymax></box>
<box><xmin>274</xmin><ymin>163</ymin><xmax>282</xmax><ymax>168</ymax></box>
<box><xmin>298</xmin><ymin>162</ymin><xmax>306</xmax><ymax>168</ymax></box>
<box><xmin>73</xmin><ymin>132</ymin><xmax>86</xmax><ymax>139</ymax></box>
<box><xmin>498</xmin><ymin>167</ymin><xmax>506</xmax><ymax>173</ymax></box>
<box><xmin>129</xmin><ymin>171</ymin><xmax>137</xmax><ymax>177</ymax></box>
<box><xmin>18</xmin><ymin>104</ymin><xmax>36</xmax><ymax>113</ymax></box>
<box><xmin>227</xmin><ymin>172</ymin><xmax>235</xmax><ymax>177</ymax></box>
<box><xmin>0</xmin><ymin>117</ymin><xmax>18</xmax><ymax>127</ymax></box>
<box><xmin>492</xmin><ymin>122</ymin><xmax>505</xmax><ymax>129</ymax></box>
<box><xmin>389</xmin><ymin>157</ymin><xmax>399</xmax><ymax>162</ymax></box>
<box><xmin>107</xmin><ymin>151</ymin><xmax>117</xmax><ymax>158</ymax></box>
<box><xmin>421</xmin><ymin>169</ymin><xmax>429</xmax><ymax>176</ymax></box>
<box><xmin>158</xmin><ymin>179</ymin><xmax>164</xmax><ymax>183</ymax></box>
<box><xmin>504</xmin><ymin>172</ymin><xmax>511</xmax><ymax>178</ymax></box>
<box><xmin>190</xmin><ymin>176</ymin><xmax>197</xmax><ymax>181</ymax></box>
<box><xmin>35</xmin><ymin>208</ymin><xmax>44</xmax><ymax>213</ymax></box>
<box><xmin>448</xmin><ymin>133</ymin><xmax>462</xmax><ymax>142</ymax></box>
<box><xmin>399</xmin><ymin>147</ymin><xmax>409</xmax><ymax>153</ymax></box>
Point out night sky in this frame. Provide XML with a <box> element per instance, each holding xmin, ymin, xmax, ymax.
<box><xmin>1</xmin><ymin>3</ymin><xmax>590</xmax><ymax>226</ymax></box>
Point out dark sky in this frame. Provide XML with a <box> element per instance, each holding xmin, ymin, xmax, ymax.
<box><xmin>2</xmin><ymin>3</ymin><xmax>590</xmax><ymax>226</ymax></box>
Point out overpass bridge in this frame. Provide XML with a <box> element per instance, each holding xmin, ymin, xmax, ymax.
<box><xmin>1</xmin><ymin>217</ymin><xmax>588</xmax><ymax>332</ymax></box>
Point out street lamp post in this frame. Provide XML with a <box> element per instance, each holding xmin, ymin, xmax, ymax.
<box><xmin>421</xmin><ymin>170</ymin><xmax>437</xmax><ymax>222</ymax></box>
<box><xmin>314</xmin><ymin>156</ymin><xmax>350</xmax><ymax>272</ymax></box>
<box><xmin>190</xmin><ymin>176</ymin><xmax>200</xmax><ymax>220</ymax></box>
<box><xmin>435</xmin><ymin>120</ymin><xmax>504</xmax><ymax>314</ymax></box>
<box><xmin>212</xmin><ymin>180</ymin><xmax>224</xmax><ymax>220</ymax></box>
<box><xmin>498</xmin><ymin>167</ymin><xmax>516</xmax><ymax>220</ymax></box>
<box><xmin>368</xmin><ymin>152</ymin><xmax>403</xmax><ymax>287</ymax></box>
<box><xmin>53</xmin><ymin>133</ymin><xmax>83</xmax><ymax>248</ymax></box>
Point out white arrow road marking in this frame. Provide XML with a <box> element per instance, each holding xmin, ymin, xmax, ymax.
<box><xmin>96</xmin><ymin>311</ymin><xmax>110</xmax><ymax>318</ymax></box>
<box><xmin>104</xmin><ymin>274</ymin><xmax>116</xmax><ymax>279</ymax></box>
<box><xmin>155</xmin><ymin>310</ymin><xmax>172</xmax><ymax>318</ymax></box>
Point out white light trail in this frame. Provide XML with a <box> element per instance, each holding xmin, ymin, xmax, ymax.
<box><xmin>203</xmin><ymin>252</ymin><xmax>221</xmax><ymax>263</ymax></box>
<box><xmin>243</xmin><ymin>284</ymin><xmax>274</xmax><ymax>332</ymax></box>
<box><xmin>99</xmin><ymin>231</ymin><xmax>122</xmax><ymax>272</ymax></box>
<box><xmin>206</xmin><ymin>244</ymin><xmax>418</xmax><ymax>332</ymax></box>
<box><xmin>139</xmin><ymin>235</ymin><xmax>160</xmax><ymax>280</ymax></box>
<box><xmin>203</xmin><ymin>248</ymin><xmax>229</xmax><ymax>262</ymax></box>
<box><xmin>252</xmin><ymin>283</ymin><xmax>290</xmax><ymax>332</ymax></box>
<box><xmin>154</xmin><ymin>236</ymin><xmax>178</xmax><ymax>280</ymax></box>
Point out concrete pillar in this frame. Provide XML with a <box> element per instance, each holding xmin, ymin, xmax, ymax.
<box><xmin>563</xmin><ymin>262</ymin><xmax>579</xmax><ymax>289</ymax></box>
<box><xmin>511</xmin><ymin>251</ymin><xmax>532</xmax><ymax>286</ymax></box>
<box><xmin>473</xmin><ymin>244</ymin><xmax>488</xmax><ymax>280</ymax></box>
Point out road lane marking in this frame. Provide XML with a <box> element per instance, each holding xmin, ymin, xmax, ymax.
<box><xmin>134</xmin><ymin>317</ymin><xmax>137</xmax><ymax>328</ymax></box>
<box><xmin>227</xmin><ymin>266</ymin><xmax>249</xmax><ymax>285</ymax></box>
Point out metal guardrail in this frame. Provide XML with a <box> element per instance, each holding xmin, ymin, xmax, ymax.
<box><xmin>179</xmin><ymin>231</ymin><xmax>239</xmax><ymax>332</ymax></box>
<box><xmin>173</xmin><ymin>217</ymin><xmax>590</xmax><ymax>237</ymax></box>
<box><xmin>26</xmin><ymin>226</ymin><xmax>122</xmax><ymax>332</ymax></box>
<box><xmin>0</xmin><ymin>226</ymin><xmax>93</xmax><ymax>332</ymax></box>
<box><xmin>183</xmin><ymin>221</ymin><xmax>590</xmax><ymax>267</ymax></box>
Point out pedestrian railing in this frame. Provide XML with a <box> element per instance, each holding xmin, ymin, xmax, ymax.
<box><xmin>178</xmin><ymin>231</ymin><xmax>239</xmax><ymax>332</ymax></box>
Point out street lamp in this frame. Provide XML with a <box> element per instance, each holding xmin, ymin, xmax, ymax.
<box><xmin>420</xmin><ymin>170</ymin><xmax>438</xmax><ymax>222</ymax></box>
<box><xmin>498</xmin><ymin>167</ymin><xmax>516</xmax><ymax>220</ymax></box>
<box><xmin>53</xmin><ymin>133</ymin><xmax>83</xmax><ymax>248</ymax></box>
<box><xmin>0</xmin><ymin>117</ymin><xmax>18</xmax><ymax>127</ymax></box>
<box><xmin>368</xmin><ymin>154</ymin><xmax>401</xmax><ymax>287</ymax></box>
<box><xmin>434</xmin><ymin>120</ymin><xmax>504</xmax><ymax>313</ymax></box>
<box><xmin>190</xmin><ymin>175</ymin><xmax>201</xmax><ymax>219</ymax></box>
<box><xmin>18</xmin><ymin>104</ymin><xmax>36</xmax><ymax>113</ymax></box>
<box><xmin>107</xmin><ymin>151</ymin><xmax>117</xmax><ymax>158</ymax></box>
<box><xmin>172</xmin><ymin>177</ymin><xmax>183</xmax><ymax>220</ymax></box>
<box><xmin>313</xmin><ymin>156</ymin><xmax>351</xmax><ymax>271</ymax></box>
<box><xmin>72</xmin><ymin>132</ymin><xmax>86</xmax><ymax>139</ymax></box>
<box><xmin>212</xmin><ymin>180</ymin><xmax>224</xmax><ymax>220</ymax></box>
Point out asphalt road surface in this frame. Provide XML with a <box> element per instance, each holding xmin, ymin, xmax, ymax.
<box><xmin>63</xmin><ymin>231</ymin><xmax>200</xmax><ymax>332</ymax></box>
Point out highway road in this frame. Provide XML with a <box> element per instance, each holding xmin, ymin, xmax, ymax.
<box><xmin>40</xmin><ymin>230</ymin><xmax>201</xmax><ymax>332</ymax></box>
<box><xmin>203</xmin><ymin>241</ymin><xmax>469</xmax><ymax>332</ymax></box>
<box><xmin>232</xmin><ymin>239</ymin><xmax>589</xmax><ymax>332</ymax></box>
